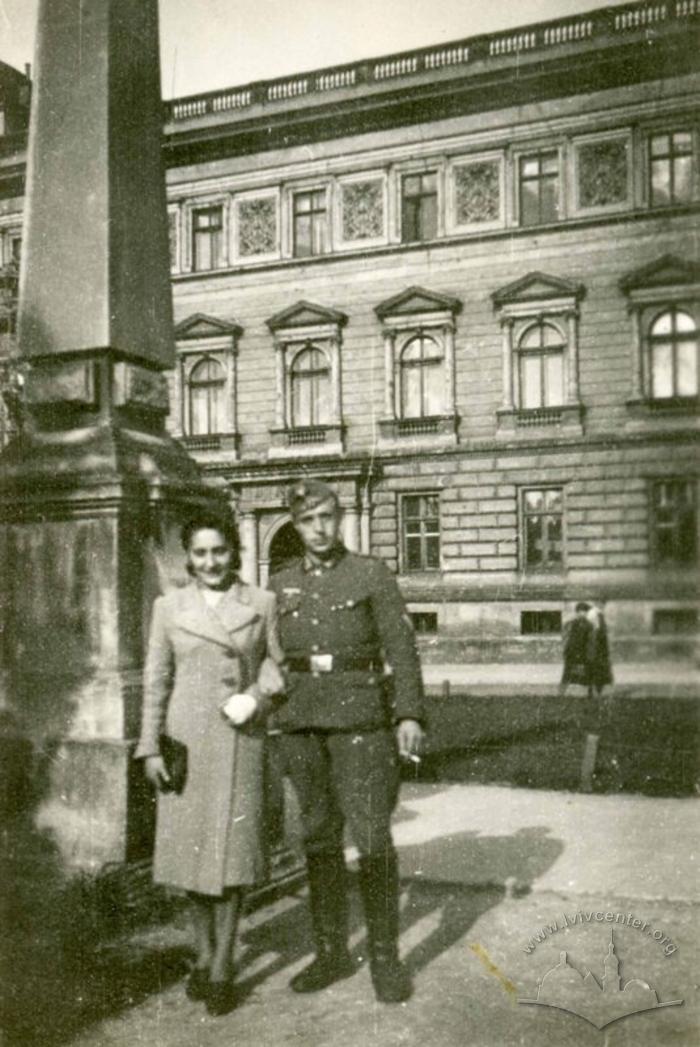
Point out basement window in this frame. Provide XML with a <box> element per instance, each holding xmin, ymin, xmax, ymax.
<box><xmin>652</xmin><ymin>609</ymin><xmax>699</xmax><ymax>635</ymax></box>
<box><xmin>521</xmin><ymin>610</ymin><xmax>562</xmax><ymax>635</ymax></box>
<box><xmin>411</xmin><ymin>611</ymin><xmax>438</xmax><ymax>635</ymax></box>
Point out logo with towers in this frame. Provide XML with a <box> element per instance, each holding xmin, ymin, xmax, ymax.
<box><xmin>519</xmin><ymin>931</ymin><xmax>683</xmax><ymax>1029</ymax></box>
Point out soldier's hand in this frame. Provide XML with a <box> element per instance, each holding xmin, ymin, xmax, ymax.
<box><xmin>144</xmin><ymin>755</ymin><xmax>170</xmax><ymax>789</ymax></box>
<box><xmin>396</xmin><ymin>718</ymin><xmax>425</xmax><ymax>761</ymax></box>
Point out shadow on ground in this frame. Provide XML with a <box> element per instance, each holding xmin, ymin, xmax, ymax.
<box><xmin>1</xmin><ymin>819</ymin><xmax>563</xmax><ymax>1044</ymax></box>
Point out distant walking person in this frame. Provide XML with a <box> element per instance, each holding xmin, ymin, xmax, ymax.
<box><xmin>586</xmin><ymin>599</ymin><xmax>614</xmax><ymax>698</ymax></box>
<box><xmin>560</xmin><ymin>602</ymin><xmax>593</xmax><ymax>696</ymax></box>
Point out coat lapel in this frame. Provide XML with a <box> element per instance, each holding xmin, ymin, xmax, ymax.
<box><xmin>174</xmin><ymin>582</ymin><xmax>260</xmax><ymax>650</ymax></box>
<box><xmin>214</xmin><ymin>582</ymin><xmax>261</xmax><ymax>635</ymax></box>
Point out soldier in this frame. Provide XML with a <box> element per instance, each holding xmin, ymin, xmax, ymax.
<box><xmin>269</xmin><ymin>479</ymin><xmax>425</xmax><ymax>1003</ymax></box>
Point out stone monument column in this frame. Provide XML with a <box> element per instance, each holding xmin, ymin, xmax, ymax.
<box><xmin>0</xmin><ymin>0</ymin><xmax>224</xmax><ymax>871</ymax></box>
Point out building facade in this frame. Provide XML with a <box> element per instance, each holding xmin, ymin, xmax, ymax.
<box><xmin>1</xmin><ymin>1</ymin><xmax>699</xmax><ymax>659</ymax></box>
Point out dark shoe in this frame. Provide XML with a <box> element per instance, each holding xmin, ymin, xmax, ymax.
<box><xmin>369</xmin><ymin>952</ymin><xmax>412</xmax><ymax>1003</ymax></box>
<box><xmin>205</xmin><ymin>981</ymin><xmax>237</xmax><ymax>1016</ymax></box>
<box><xmin>290</xmin><ymin>949</ymin><xmax>355</xmax><ymax>993</ymax></box>
<box><xmin>185</xmin><ymin>967</ymin><xmax>209</xmax><ymax>1002</ymax></box>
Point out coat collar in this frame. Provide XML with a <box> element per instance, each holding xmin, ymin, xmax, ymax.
<box><xmin>302</xmin><ymin>543</ymin><xmax>347</xmax><ymax>573</ymax></box>
<box><xmin>175</xmin><ymin>580</ymin><xmax>260</xmax><ymax>649</ymax></box>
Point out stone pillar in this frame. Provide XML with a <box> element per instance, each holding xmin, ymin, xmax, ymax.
<box><xmin>274</xmin><ymin>341</ymin><xmax>287</xmax><ymax>428</ymax></box>
<box><xmin>0</xmin><ymin>0</ymin><xmax>224</xmax><ymax>872</ymax></box>
<box><xmin>501</xmin><ymin>317</ymin><xmax>515</xmax><ymax>410</ymax></box>
<box><xmin>629</xmin><ymin>308</ymin><xmax>644</xmax><ymax>400</ymax></box>
<box><xmin>239</xmin><ymin>512</ymin><xmax>259</xmax><ymax>585</ymax></box>
<box><xmin>343</xmin><ymin>504</ymin><xmax>361</xmax><ymax>552</ymax></box>
<box><xmin>360</xmin><ymin>490</ymin><xmax>371</xmax><ymax>554</ymax></box>
<box><xmin>566</xmin><ymin>310</ymin><xmax>579</xmax><ymax>405</ymax></box>
<box><xmin>330</xmin><ymin>337</ymin><xmax>342</xmax><ymax>425</ymax></box>
<box><xmin>259</xmin><ymin>559</ymin><xmax>271</xmax><ymax>587</ymax></box>
<box><xmin>383</xmin><ymin>330</ymin><xmax>396</xmax><ymax>417</ymax></box>
<box><xmin>227</xmin><ymin>344</ymin><xmax>238</xmax><ymax>434</ymax></box>
<box><xmin>444</xmin><ymin>323</ymin><xmax>456</xmax><ymax>415</ymax></box>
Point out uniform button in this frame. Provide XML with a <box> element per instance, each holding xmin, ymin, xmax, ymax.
<box><xmin>292</xmin><ymin>611</ymin><xmax>299</xmax><ymax>618</ymax></box>
<box><xmin>313</xmin><ymin>569</ymin><xmax>322</xmax><ymax>577</ymax></box>
<box><xmin>311</xmin><ymin>618</ymin><xmax>319</xmax><ymax>626</ymax></box>
<box><xmin>311</xmin><ymin>644</ymin><xmax>319</xmax><ymax>652</ymax></box>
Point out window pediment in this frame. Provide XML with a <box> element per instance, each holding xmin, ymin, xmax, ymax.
<box><xmin>266</xmin><ymin>300</ymin><xmax>348</xmax><ymax>333</ymax></box>
<box><xmin>492</xmin><ymin>272</ymin><xmax>585</xmax><ymax>307</ymax></box>
<box><xmin>619</xmin><ymin>255</ymin><xmax>700</xmax><ymax>295</ymax></box>
<box><xmin>375</xmin><ymin>286</ymin><xmax>462</xmax><ymax>321</ymax></box>
<box><xmin>175</xmin><ymin>313</ymin><xmax>242</xmax><ymax>340</ymax></box>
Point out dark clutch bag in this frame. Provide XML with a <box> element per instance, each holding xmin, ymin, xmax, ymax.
<box><xmin>159</xmin><ymin>734</ymin><xmax>188</xmax><ymax>794</ymax></box>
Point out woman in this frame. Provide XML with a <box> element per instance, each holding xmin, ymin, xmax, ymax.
<box><xmin>135</xmin><ymin>510</ymin><xmax>285</xmax><ymax>1016</ymax></box>
<box><xmin>560</xmin><ymin>602</ymin><xmax>592</xmax><ymax>696</ymax></box>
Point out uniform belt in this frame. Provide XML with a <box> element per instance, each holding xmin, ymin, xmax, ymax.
<box><xmin>287</xmin><ymin>654</ymin><xmax>382</xmax><ymax>673</ymax></box>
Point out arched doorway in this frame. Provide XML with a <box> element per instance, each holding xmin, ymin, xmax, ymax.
<box><xmin>269</xmin><ymin>520</ymin><xmax>305</xmax><ymax>575</ymax></box>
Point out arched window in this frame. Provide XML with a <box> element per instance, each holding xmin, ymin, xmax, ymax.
<box><xmin>648</xmin><ymin>308</ymin><xmax>698</xmax><ymax>399</ymax></box>
<box><xmin>518</xmin><ymin>321</ymin><xmax>565</xmax><ymax>409</ymax></box>
<box><xmin>399</xmin><ymin>334</ymin><xmax>444</xmax><ymax>418</ymax></box>
<box><xmin>290</xmin><ymin>346</ymin><xmax>331</xmax><ymax>427</ymax></box>
<box><xmin>188</xmin><ymin>356</ymin><xmax>225</xmax><ymax>435</ymax></box>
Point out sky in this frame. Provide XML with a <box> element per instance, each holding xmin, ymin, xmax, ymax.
<box><xmin>0</xmin><ymin>0</ymin><xmax>634</xmax><ymax>99</ymax></box>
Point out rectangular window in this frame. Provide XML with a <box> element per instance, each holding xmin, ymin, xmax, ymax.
<box><xmin>521</xmin><ymin>610</ymin><xmax>562</xmax><ymax>635</ymax></box>
<box><xmin>650</xmin><ymin>132</ymin><xmax>693</xmax><ymax>206</ymax></box>
<box><xmin>401</xmin><ymin>172</ymin><xmax>438</xmax><ymax>242</ymax></box>
<box><xmin>651</xmin><ymin>479</ymin><xmax>697</xmax><ymax>565</ymax></box>
<box><xmin>519</xmin><ymin>151</ymin><xmax>559</xmax><ymax>226</ymax></box>
<box><xmin>402</xmin><ymin>494</ymin><xmax>441</xmax><ymax>571</ymax></box>
<box><xmin>652</xmin><ymin>609</ymin><xmax>698</xmax><ymax>635</ymax></box>
<box><xmin>522</xmin><ymin>488</ymin><xmax>564</xmax><ymax>569</ymax></box>
<box><xmin>293</xmin><ymin>189</ymin><xmax>328</xmax><ymax>257</ymax></box>
<box><xmin>192</xmin><ymin>206</ymin><xmax>223</xmax><ymax>271</ymax></box>
<box><xmin>410</xmin><ymin>611</ymin><xmax>438</xmax><ymax>634</ymax></box>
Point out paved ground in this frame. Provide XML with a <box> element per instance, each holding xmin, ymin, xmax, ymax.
<box><xmin>421</xmin><ymin>660</ymin><xmax>698</xmax><ymax>695</ymax></box>
<box><xmin>58</xmin><ymin>783</ymin><xmax>698</xmax><ymax>1047</ymax></box>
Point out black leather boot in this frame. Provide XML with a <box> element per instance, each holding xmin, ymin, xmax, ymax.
<box><xmin>291</xmin><ymin>848</ymin><xmax>355</xmax><ymax>993</ymax></box>
<box><xmin>358</xmin><ymin>851</ymin><xmax>412</xmax><ymax>1003</ymax></box>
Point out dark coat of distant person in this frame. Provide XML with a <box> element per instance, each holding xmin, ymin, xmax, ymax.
<box><xmin>561</xmin><ymin>604</ymin><xmax>593</xmax><ymax>687</ymax></box>
<box><xmin>587</xmin><ymin>606</ymin><xmax>614</xmax><ymax>690</ymax></box>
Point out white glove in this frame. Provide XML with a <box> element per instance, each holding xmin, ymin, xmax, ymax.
<box><xmin>221</xmin><ymin>692</ymin><xmax>259</xmax><ymax>726</ymax></box>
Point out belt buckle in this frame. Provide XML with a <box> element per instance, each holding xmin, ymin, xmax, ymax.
<box><xmin>310</xmin><ymin>653</ymin><xmax>333</xmax><ymax>673</ymax></box>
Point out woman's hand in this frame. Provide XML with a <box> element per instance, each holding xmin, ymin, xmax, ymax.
<box><xmin>396</xmin><ymin>718</ymin><xmax>425</xmax><ymax>762</ymax></box>
<box><xmin>144</xmin><ymin>754</ymin><xmax>170</xmax><ymax>789</ymax></box>
<box><xmin>221</xmin><ymin>693</ymin><xmax>259</xmax><ymax>726</ymax></box>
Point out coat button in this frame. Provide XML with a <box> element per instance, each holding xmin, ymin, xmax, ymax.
<box><xmin>311</xmin><ymin>644</ymin><xmax>319</xmax><ymax>652</ymax></box>
<box><xmin>311</xmin><ymin>618</ymin><xmax>319</xmax><ymax>626</ymax></box>
<box><xmin>292</xmin><ymin>611</ymin><xmax>299</xmax><ymax>618</ymax></box>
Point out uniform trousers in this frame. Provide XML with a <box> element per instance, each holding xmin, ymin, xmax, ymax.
<box><xmin>280</xmin><ymin>728</ymin><xmax>400</xmax><ymax>859</ymax></box>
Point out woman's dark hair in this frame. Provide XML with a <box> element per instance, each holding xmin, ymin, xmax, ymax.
<box><xmin>181</xmin><ymin>510</ymin><xmax>242</xmax><ymax>570</ymax></box>
<box><xmin>575</xmin><ymin>601</ymin><xmax>591</xmax><ymax>613</ymax></box>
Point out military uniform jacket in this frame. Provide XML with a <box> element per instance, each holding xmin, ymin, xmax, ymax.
<box><xmin>269</xmin><ymin>547</ymin><xmax>425</xmax><ymax>731</ymax></box>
